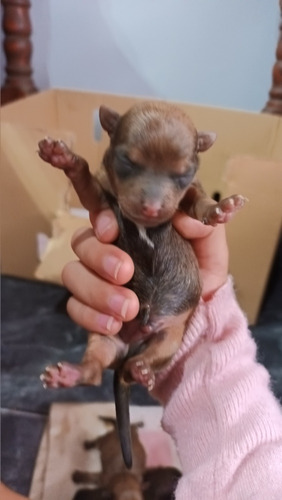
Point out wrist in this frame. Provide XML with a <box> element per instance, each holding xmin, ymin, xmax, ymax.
<box><xmin>200</xmin><ymin>271</ymin><xmax>229</xmax><ymax>301</ymax></box>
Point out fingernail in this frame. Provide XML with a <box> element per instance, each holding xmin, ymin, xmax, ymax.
<box><xmin>103</xmin><ymin>255</ymin><xmax>122</xmax><ymax>280</ymax></box>
<box><xmin>95</xmin><ymin>214</ymin><xmax>114</xmax><ymax>238</ymax></box>
<box><xmin>108</xmin><ymin>295</ymin><xmax>130</xmax><ymax>320</ymax></box>
<box><xmin>98</xmin><ymin>314</ymin><xmax>122</xmax><ymax>333</ymax></box>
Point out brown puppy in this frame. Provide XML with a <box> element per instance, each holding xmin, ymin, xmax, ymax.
<box><xmin>72</xmin><ymin>417</ymin><xmax>145</xmax><ymax>500</ymax></box>
<box><xmin>38</xmin><ymin>101</ymin><xmax>246</xmax><ymax>467</ymax></box>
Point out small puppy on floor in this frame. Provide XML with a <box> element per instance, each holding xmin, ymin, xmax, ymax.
<box><xmin>72</xmin><ymin>417</ymin><xmax>146</xmax><ymax>500</ymax></box>
<box><xmin>38</xmin><ymin>101</ymin><xmax>246</xmax><ymax>467</ymax></box>
<box><xmin>72</xmin><ymin>417</ymin><xmax>181</xmax><ymax>500</ymax></box>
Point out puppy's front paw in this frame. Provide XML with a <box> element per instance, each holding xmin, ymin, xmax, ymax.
<box><xmin>203</xmin><ymin>194</ymin><xmax>247</xmax><ymax>225</ymax></box>
<box><xmin>38</xmin><ymin>137</ymin><xmax>75</xmax><ymax>169</ymax></box>
<box><xmin>40</xmin><ymin>361</ymin><xmax>82</xmax><ymax>388</ymax></box>
<box><xmin>124</xmin><ymin>358</ymin><xmax>155</xmax><ymax>391</ymax></box>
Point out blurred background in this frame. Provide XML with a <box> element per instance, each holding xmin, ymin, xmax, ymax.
<box><xmin>1</xmin><ymin>0</ymin><xmax>280</xmax><ymax>111</ymax></box>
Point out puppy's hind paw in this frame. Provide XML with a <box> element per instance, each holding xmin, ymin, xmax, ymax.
<box><xmin>123</xmin><ymin>358</ymin><xmax>155</xmax><ymax>391</ymax></box>
<box><xmin>40</xmin><ymin>361</ymin><xmax>82</xmax><ymax>389</ymax></box>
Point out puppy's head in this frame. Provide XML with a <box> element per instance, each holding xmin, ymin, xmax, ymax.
<box><xmin>100</xmin><ymin>102</ymin><xmax>216</xmax><ymax>227</ymax></box>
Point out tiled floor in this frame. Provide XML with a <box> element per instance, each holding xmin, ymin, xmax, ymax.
<box><xmin>1</xmin><ymin>237</ymin><xmax>281</xmax><ymax>495</ymax></box>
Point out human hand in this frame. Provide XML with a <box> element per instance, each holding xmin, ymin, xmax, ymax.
<box><xmin>62</xmin><ymin>209</ymin><xmax>140</xmax><ymax>335</ymax></box>
<box><xmin>62</xmin><ymin>209</ymin><xmax>229</xmax><ymax>333</ymax></box>
<box><xmin>0</xmin><ymin>482</ymin><xmax>28</xmax><ymax>499</ymax></box>
<box><xmin>172</xmin><ymin>211</ymin><xmax>229</xmax><ymax>300</ymax></box>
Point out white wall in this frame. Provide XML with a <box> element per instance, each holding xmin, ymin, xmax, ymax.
<box><xmin>3</xmin><ymin>0</ymin><xmax>281</xmax><ymax>112</ymax></box>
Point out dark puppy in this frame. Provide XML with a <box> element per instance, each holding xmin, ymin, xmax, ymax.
<box><xmin>38</xmin><ymin>101</ymin><xmax>246</xmax><ymax>467</ymax></box>
<box><xmin>143</xmin><ymin>466</ymin><xmax>182</xmax><ymax>500</ymax></box>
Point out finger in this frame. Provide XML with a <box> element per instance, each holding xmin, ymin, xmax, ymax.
<box><xmin>90</xmin><ymin>209</ymin><xmax>119</xmax><ymax>243</ymax></box>
<box><xmin>0</xmin><ymin>483</ymin><xmax>28</xmax><ymax>500</ymax></box>
<box><xmin>62</xmin><ymin>261</ymin><xmax>140</xmax><ymax>322</ymax></box>
<box><xmin>172</xmin><ymin>211</ymin><xmax>214</xmax><ymax>239</ymax></box>
<box><xmin>66</xmin><ymin>296</ymin><xmax>123</xmax><ymax>335</ymax></box>
<box><xmin>70</xmin><ymin>227</ymin><xmax>135</xmax><ymax>285</ymax></box>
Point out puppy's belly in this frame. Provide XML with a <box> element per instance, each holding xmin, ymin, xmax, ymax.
<box><xmin>125</xmin><ymin>225</ymin><xmax>201</xmax><ymax>316</ymax></box>
<box><xmin>111</xmin><ymin>202</ymin><xmax>201</xmax><ymax>316</ymax></box>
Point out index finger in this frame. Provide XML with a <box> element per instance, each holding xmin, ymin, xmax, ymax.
<box><xmin>70</xmin><ymin>227</ymin><xmax>135</xmax><ymax>285</ymax></box>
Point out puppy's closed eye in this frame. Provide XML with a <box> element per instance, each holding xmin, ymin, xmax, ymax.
<box><xmin>114</xmin><ymin>153</ymin><xmax>143</xmax><ymax>179</ymax></box>
<box><xmin>171</xmin><ymin>169</ymin><xmax>195</xmax><ymax>189</ymax></box>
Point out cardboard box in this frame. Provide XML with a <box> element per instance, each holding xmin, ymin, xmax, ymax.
<box><xmin>1</xmin><ymin>89</ymin><xmax>282</xmax><ymax>324</ymax></box>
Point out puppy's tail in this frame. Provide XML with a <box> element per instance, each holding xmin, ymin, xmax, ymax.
<box><xmin>114</xmin><ymin>370</ymin><xmax>132</xmax><ymax>469</ymax></box>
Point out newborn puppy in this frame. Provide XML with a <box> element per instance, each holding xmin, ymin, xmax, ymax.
<box><xmin>38</xmin><ymin>101</ymin><xmax>246</xmax><ymax>467</ymax></box>
<box><xmin>72</xmin><ymin>417</ymin><xmax>145</xmax><ymax>500</ymax></box>
<box><xmin>143</xmin><ymin>466</ymin><xmax>182</xmax><ymax>500</ymax></box>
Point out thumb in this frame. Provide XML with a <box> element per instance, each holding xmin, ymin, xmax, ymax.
<box><xmin>173</xmin><ymin>211</ymin><xmax>214</xmax><ymax>240</ymax></box>
<box><xmin>90</xmin><ymin>209</ymin><xmax>119</xmax><ymax>243</ymax></box>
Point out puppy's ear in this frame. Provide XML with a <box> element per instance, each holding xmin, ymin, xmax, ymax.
<box><xmin>197</xmin><ymin>131</ymin><xmax>217</xmax><ymax>152</ymax></box>
<box><xmin>99</xmin><ymin>105</ymin><xmax>120</xmax><ymax>137</ymax></box>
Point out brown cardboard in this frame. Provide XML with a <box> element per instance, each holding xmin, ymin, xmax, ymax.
<box><xmin>224</xmin><ymin>157</ymin><xmax>282</xmax><ymax>321</ymax></box>
<box><xmin>1</xmin><ymin>89</ymin><xmax>282</xmax><ymax>324</ymax></box>
<box><xmin>35</xmin><ymin>211</ymin><xmax>91</xmax><ymax>283</ymax></box>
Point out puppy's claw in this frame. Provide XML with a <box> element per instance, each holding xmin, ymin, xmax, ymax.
<box><xmin>40</xmin><ymin>373</ymin><xmax>48</xmax><ymax>389</ymax></box>
<box><xmin>148</xmin><ymin>379</ymin><xmax>155</xmax><ymax>392</ymax></box>
<box><xmin>141</xmin><ymin>368</ymin><xmax>149</xmax><ymax>375</ymax></box>
<box><xmin>124</xmin><ymin>357</ymin><xmax>155</xmax><ymax>391</ymax></box>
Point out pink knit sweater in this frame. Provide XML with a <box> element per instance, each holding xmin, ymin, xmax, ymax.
<box><xmin>154</xmin><ymin>277</ymin><xmax>282</xmax><ymax>499</ymax></box>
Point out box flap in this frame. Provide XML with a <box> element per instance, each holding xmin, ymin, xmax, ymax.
<box><xmin>1</xmin><ymin>124</ymin><xmax>75</xmax><ymax>219</ymax></box>
<box><xmin>35</xmin><ymin>211</ymin><xmax>91</xmax><ymax>284</ymax></box>
<box><xmin>1</xmin><ymin>90</ymin><xmax>59</xmax><ymax>128</ymax></box>
<box><xmin>223</xmin><ymin>156</ymin><xmax>282</xmax><ymax>323</ymax></box>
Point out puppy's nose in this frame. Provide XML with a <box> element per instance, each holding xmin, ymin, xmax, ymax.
<box><xmin>142</xmin><ymin>201</ymin><xmax>161</xmax><ymax>217</ymax></box>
